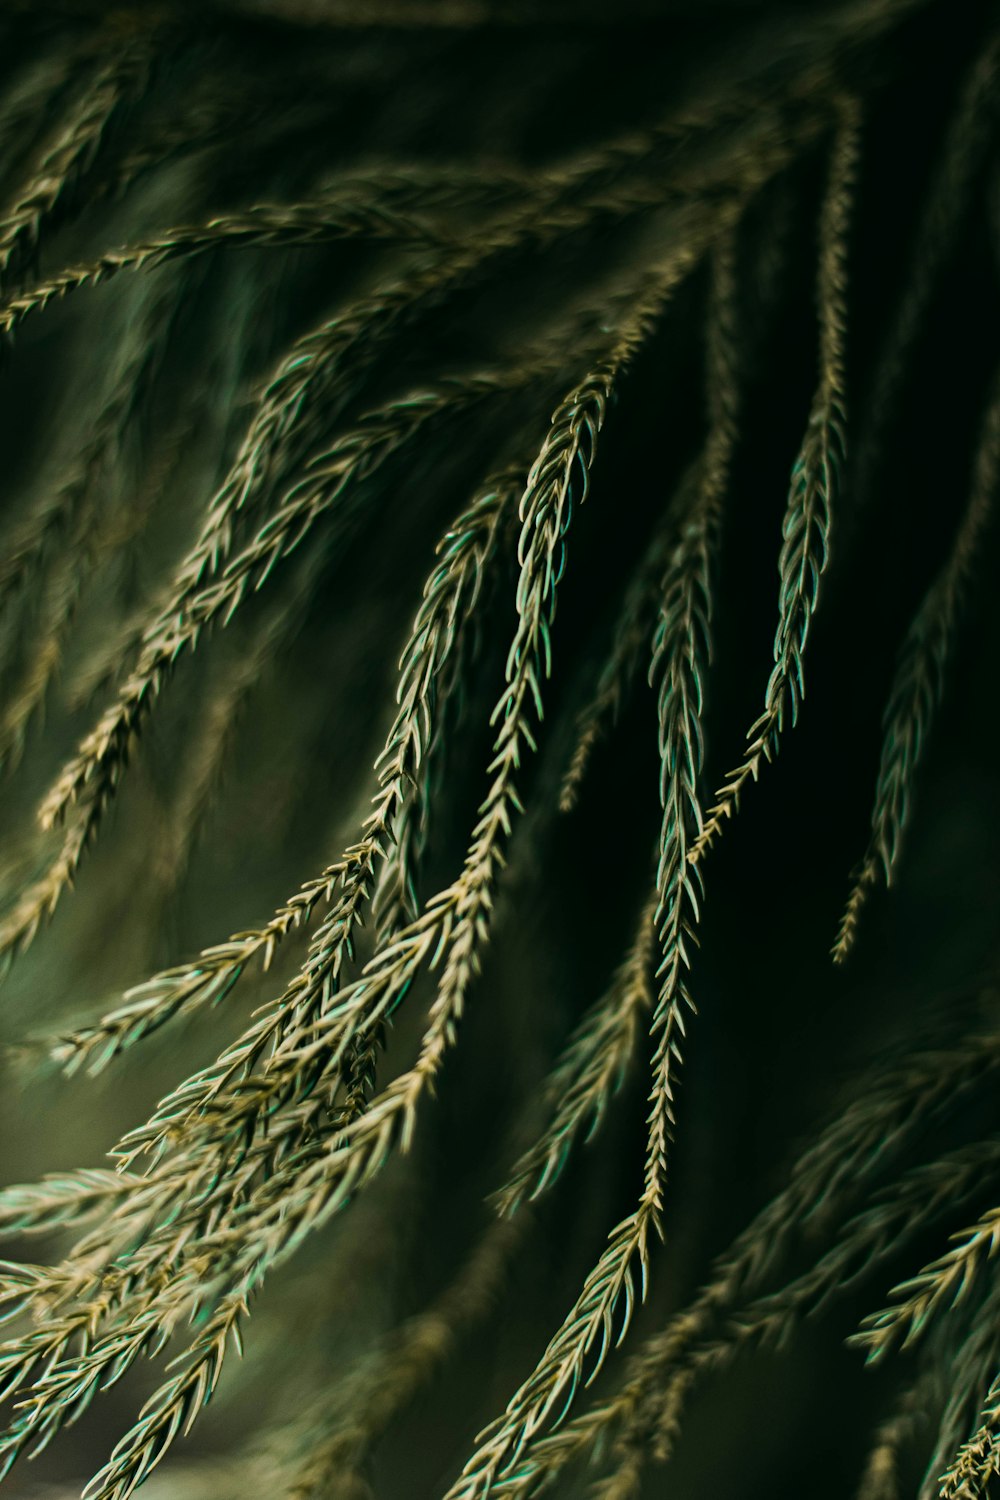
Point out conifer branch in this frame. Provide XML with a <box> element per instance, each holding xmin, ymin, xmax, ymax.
<box><xmin>920</xmin><ymin>1272</ymin><xmax>1000</xmax><ymax>1499</ymax></box>
<box><xmin>0</xmin><ymin>25</ymin><xmax>156</xmax><ymax>284</ymax></box>
<box><xmin>49</xmin><ymin>864</ymin><xmax>345</xmax><ymax>1074</ymax></box>
<box><xmin>28</xmin><ymin>109</ymin><xmax>801</xmax><ymax>897</ymax></box>
<box><xmin>100</xmin><ymin>252</ymin><xmax>707</xmax><ymax>1167</ymax></box>
<box><xmin>0</xmin><ymin>272</ymin><xmax>679</xmax><ymax>1496</ymax></box>
<box><xmin>65</xmin><ymin>464</ymin><xmax>517</xmax><ymax>1086</ymax></box>
<box><xmin>0</xmin><ymin>791</ymin><xmax>101</xmax><ymax>963</ymax></box>
<box><xmin>0</xmin><ymin>1169</ymin><xmax>139</xmax><ymax>1237</ymax></box>
<box><xmin>494</xmin><ymin>893</ymin><xmax>657</xmax><ymax>1218</ymax></box>
<box><xmin>0</xmin><ymin>193</ymin><xmax>451</xmax><ymax>338</ymax></box>
<box><xmin>12</xmin><ymin>355</ymin><xmax>559</xmax><ymax>965</ymax></box>
<box><xmin>81</xmin><ymin>1297</ymin><xmax>250</xmax><ymax>1500</ymax></box>
<box><xmin>833</xmin><ymin>366</ymin><xmax>1000</xmax><ymax>960</ymax></box>
<box><xmin>588</xmin><ymin>1141</ymin><xmax>1000</xmax><ymax>1499</ymax></box>
<box><xmin>642</xmin><ymin>228</ymin><xmax>739</xmax><ymax>1214</ymax></box>
<box><xmin>445</xmin><ymin>266</ymin><xmax>724</xmax><ymax>1500</ymax></box>
<box><xmin>693</xmin><ymin>97</ymin><xmax>860</xmax><ymax>858</ymax></box>
<box><xmin>0</xmin><ymin>9</ymin><xmax>989</xmax><ymax>1496</ymax></box>
<box><xmin>854</xmin><ymin>1205</ymin><xmax>1000</xmax><ymax>1364</ymax></box>
<box><xmin>485</xmin><ymin>1029</ymin><xmax>1000</xmax><ymax>1497</ymax></box>
<box><xmin>941</xmin><ymin>1367</ymin><xmax>1000</xmax><ymax>1499</ymax></box>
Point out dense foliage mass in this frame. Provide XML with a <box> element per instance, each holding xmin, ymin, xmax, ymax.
<box><xmin>0</xmin><ymin>1</ymin><xmax>997</xmax><ymax>1496</ymax></box>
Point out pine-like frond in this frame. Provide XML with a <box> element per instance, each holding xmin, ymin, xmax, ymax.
<box><xmin>920</xmin><ymin>1272</ymin><xmax>1000</xmax><ymax>1498</ymax></box>
<box><xmin>0</xmin><ymin>20</ymin><xmax>156</xmax><ymax>286</ymax></box>
<box><xmin>833</xmin><ymin>366</ymin><xmax>1000</xmax><ymax>960</ymax></box>
<box><xmin>693</xmin><ymin>96</ymin><xmax>860</xmax><ymax>857</ymax></box>
<box><xmin>485</xmin><ymin>1024</ymin><xmax>1000</xmax><ymax>1498</ymax></box>
<box><xmin>493</xmin><ymin>894</ymin><xmax>656</xmax><ymax>1218</ymax></box>
<box><xmin>444</xmin><ymin>258</ymin><xmax>730</xmax><ymax>1500</ymax></box>
<box><xmin>0</xmin><ymin>7</ymin><xmax>994</xmax><ymax>1497</ymax></box>
<box><xmin>853</xmin><ymin>1207</ymin><xmax>1000</xmax><ymax>1364</ymax></box>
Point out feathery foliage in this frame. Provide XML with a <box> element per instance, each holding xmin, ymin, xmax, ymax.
<box><xmin>0</xmin><ymin>4</ymin><xmax>996</xmax><ymax>1499</ymax></box>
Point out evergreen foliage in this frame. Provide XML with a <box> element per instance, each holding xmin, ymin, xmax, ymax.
<box><xmin>0</xmin><ymin>1</ymin><xmax>996</xmax><ymax>1497</ymax></box>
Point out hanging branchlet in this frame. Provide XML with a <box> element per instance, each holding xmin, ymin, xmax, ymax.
<box><xmin>0</xmin><ymin>190</ymin><xmax>454</xmax><ymax>339</ymax></box>
<box><xmin>0</xmin><ymin>277</ymin><xmax>185</xmax><ymax>776</ymax></box>
<box><xmin>0</xmin><ymin>1169</ymin><xmax>139</xmax><ymax>1237</ymax></box>
<box><xmin>642</xmin><ymin>456</ymin><xmax>713</xmax><ymax>1223</ymax></box>
<box><xmin>82</xmin><ymin>1296</ymin><xmax>251</xmax><ymax>1500</ymax></box>
<box><xmin>0</xmin><ymin>23</ymin><xmax>157</xmax><ymax>287</ymax></box>
<box><xmin>853</xmin><ymin>1206</ymin><xmax>1000</xmax><ymax>1365</ymax></box>
<box><xmin>107</xmin><ymin>252</ymin><xmax>710</xmax><ymax>1170</ymax></box>
<box><xmin>693</xmin><ymin>96</ymin><xmax>860</xmax><ymax>859</ymax></box>
<box><xmin>0</xmin><ymin>797</ymin><xmax>101</xmax><ymax>967</ymax></box>
<box><xmin>493</xmin><ymin>892</ymin><xmax>657</xmax><ymax>1219</ymax></box>
<box><xmin>0</xmin><ymin>268</ymin><xmax>679</xmax><ymax>1500</ymax></box>
<box><xmin>98</xmin><ymin>347</ymin><xmax>628</xmax><ymax>1126</ymax></box>
<box><xmin>484</xmin><ymin>1027</ymin><xmax>1000</xmax><ymax>1499</ymax></box>
<box><xmin>34</xmin><ymin>91</ymin><xmax>803</xmax><ymax>814</ymax></box>
<box><xmin>559</xmin><ymin>230</ymin><xmax>740</xmax><ymax>816</ymax></box>
<box><xmin>643</xmin><ymin>227</ymin><xmax>740</xmax><ymax>1216</ymax></box>
<box><xmin>443</xmin><ymin>246</ymin><xmax>733</xmax><ymax>1500</ymax></box>
<box><xmin>49</xmin><ymin>467</ymin><xmax>520</xmax><ymax>1076</ymax></box>
<box><xmin>941</xmin><ymin>1367</ymin><xmax>1000</xmax><ymax>1499</ymax></box>
<box><xmin>557</xmin><ymin>494</ymin><xmax>688</xmax><ymax>815</ymax></box>
<box><xmin>592</xmin><ymin>1141</ymin><xmax>1000</xmax><ymax>1499</ymax></box>
<box><xmin>0</xmin><ymin>8</ymin><xmax>993</xmax><ymax>1498</ymax></box>
<box><xmin>48</xmin><ymin>862</ymin><xmax>346</xmax><ymax>1074</ymax></box>
<box><xmin>5</xmin><ymin>351</ymin><xmax>575</xmax><ymax>964</ymax></box>
<box><xmin>367</xmin><ymin>467</ymin><xmax>520</xmax><ymax>938</ymax></box>
<box><xmin>88</xmin><ymin>314</ymin><xmax>647</xmax><ymax>1498</ymax></box>
<box><xmin>489</xmin><ymin>260</ymin><xmax>734</xmax><ymax>1497</ymax></box>
<box><xmin>833</xmin><ymin>365</ymin><xmax>1000</xmax><ymax>961</ymax></box>
<box><xmin>520</xmin><ymin>231</ymin><xmax>740</xmax><ymax>1256</ymax></box>
<box><xmin>7</xmin><ymin>110</ymin><xmax>804</xmax><ymax>966</ymax></box>
<box><xmin>919</xmin><ymin>1271</ymin><xmax>1000</xmax><ymax>1499</ymax></box>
